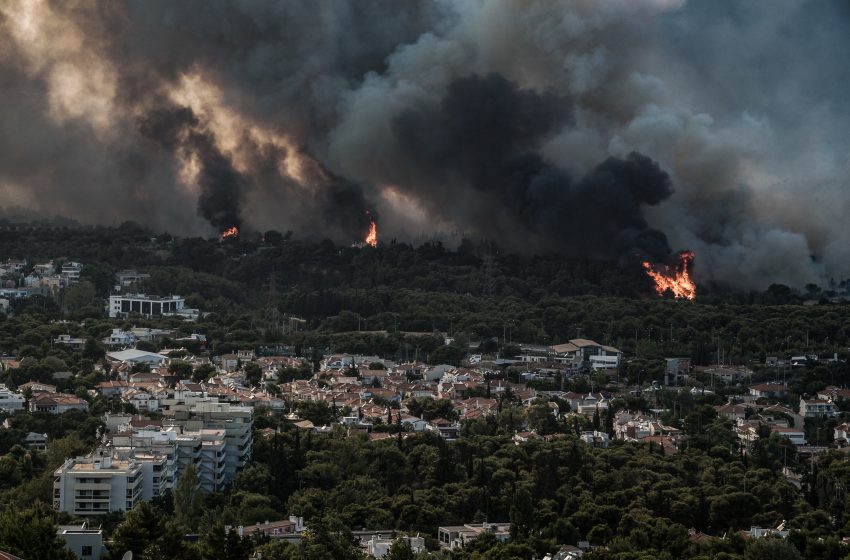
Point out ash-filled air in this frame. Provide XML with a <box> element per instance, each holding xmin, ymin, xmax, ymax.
<box><xmin>0</xmin><ymin>0</ymin><xmax>848</xmax><ymax>290</ymax></box>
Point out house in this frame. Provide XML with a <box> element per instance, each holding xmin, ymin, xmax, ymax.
<box><xmin>438</xmin><ymin>523</ymin><xmax>511</xmax><ymax>549</ymax></box>
<box><xmin>749</xmin><ymin>383</ymin><xmax>788</xmax><ymax>399</ymax></box>
<box><xmin>799</xmin><ymin>398</ymin><xmax>837</xmax><ymax>418</ymax></box>
<box><xmin>705</xmin><ymin>366</ymin><xmax>754</xmax><ymax>384</ymax></box>
<box><xmin>115</xmin><ymin>270</ymin><xmax>151</xmax><ymax>291</ymax></box>
<box><xmin>102</xmin><ymin>329</ymin><xmax>136</xmax><ymax>349</ymax></box>
<box><xmin>236</xmin><ymin>349</ymin><xmax>256</xmax><ymax>361</ymax></box>
<box><xmin>580</xmin><ymin>431</ymin><xmax>610</xmax><ymax>447</ymax></box>
<box><xmin>219</xmin><ymin>354</ymin><xmax>239</xmax><ymax>372</ymax></box>
<box><xmin>30</xmin><ymin>393</ymin><xmax>89</xmax><ymax>413</ymax></box>
<box><xmin>817</xmin><ymin>386</ymin><xmax>850</xmax><ymax>402</ymax></box>
<box><xmin>240</xmin><ymin>516</ymin><xmax>304</xmax><ymax>537</ymax></box>
<box><xmin>57</xmin><ymin>523</ymin><xmax>104</xmax><ymax>560</ymax></box>
<box><xmin>0</xmin><ymin>384</ymin><xmax>27</xmax><ymax>414</ymax></box>
<box><xmin>18</xmin><ymin>381</ymin><xmax>57</xmax><ymax>394</ymax></box>
<box><xmin>771</xmin><ymin>427</ymin><xmax>807</xmax><ymax>446</ymax></box>
<box><xmin>427</xmin><ymin>418</ymin><xmax>460</xmax><ymax>440</ymax></box>
<box><xmin>835</xmin><ymin>423</ymin><xmax>850</xmax><ymax>447</ymax></box>
<box><xmin>61</xmin><ymin>262</ymin><xmax>84</xmax><ymax>285</ymax></box>
<box><xmin>715</xmin><ymin>402</ymin><xmax>748</xmax><ymax>422</ymax></box>
<box><xmin>55</xmin><ymin>334</ymin><xmax>86</xmax><ymax>350</ymax></box>
<box><xmin>24</xmin><ymin>432</ymin><xmax>48</xmax><ymax>450</ymax></box>
<box><xmin>365</xmin><ymin>535</ymin><xmax>426</xmax><ymax>558</ymax></box>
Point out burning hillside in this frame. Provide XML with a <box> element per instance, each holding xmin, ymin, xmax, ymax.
<box><xmin>220</xmin><ymin>226</ymin><xmax>239</xmax><ymax>241</ymax></box>
<box><xmin>643</xmin><ymin>251</ymin><xmax>696</xmax><ymax>300</ymax></box>
<box><xmin>365</xmin><ymin>221</ymin><xmax>378</xmax><ymax>247</ymax></box>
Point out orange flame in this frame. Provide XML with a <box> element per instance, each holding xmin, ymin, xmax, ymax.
<box><xmin>642</xmin><ymin>250</ymin><xmax>696</xmax><ymax>300</ymax></box>
<box><xmin>220</xmin><ymin>226</ymin><xmax>239</xmax><ymax>240</ymax></box>
<box><xmin>365</xmin><ymin>221</ymin><xmax>377</xmax><ymax>247</ymax></box>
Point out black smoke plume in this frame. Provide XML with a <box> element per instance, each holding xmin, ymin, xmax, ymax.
<box><xmin>138</xmin><ymin>105</ymin><xmax>245</xmax><ymax>232</ymax></box>
<box><xmin>392</xmin><ymin>74</ymin><xmax>673</xmax><ymax>259</ymax></box>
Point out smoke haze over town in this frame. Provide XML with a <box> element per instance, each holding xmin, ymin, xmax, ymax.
<box><xmin>1</xmin><ymin>0</ymin><xmax>849</xmax><ymax>290</ymax></box>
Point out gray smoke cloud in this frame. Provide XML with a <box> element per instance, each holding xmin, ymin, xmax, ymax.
<box><xmin>0</xmin><ymin>0</ymin><xmax>848</xmax><ymax>289</ymax></box>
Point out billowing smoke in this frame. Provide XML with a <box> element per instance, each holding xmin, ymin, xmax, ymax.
<box><xmin>138</xmin><ymin>105</ymin><xmax>245</xmax><ymax>231</ymax></box>
<box><xmin>391</xmin><ymin>73</ymin><xmax>673</xmax><ymax>259</ymax></box>
<box><xmin>0</xmin><ymin>0</ymin><xmax>848</xmax><ymax>289</ymax></box>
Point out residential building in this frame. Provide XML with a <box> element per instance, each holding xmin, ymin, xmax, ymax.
<box><xmin>438</xmin><ymin>523</ymin><xmax>511</xmax><ymax>549</ymax></box>
<box><xmin>53</xmin><ymin>451</ymin><xmax>144</xmax><ymax>515</ymax></box>
<box><xmin>749</xmin><ymin>383</ymin><xmax>788</xmax><ymax>399</ymax></box>
<box><xmin>25</xmin><ymin>432</ymin><xmax>48</xmax><ymax>450</ymax></box>
<box><xmin>107</xmin><ymin>294</ymin><xmax>186</xmax><ymax>318</ymax></box>
<box><xmin>115</xmin><ymin>270</ymin><xmax>151</xmax><ymax>292</ymax></box>
<box><xmin>30</xmin><ymin>393</ymin><xmax>89</xmax><ymax>414</ymax></box>
<box><xmin>61</xmin><ymin>262</ymin><xmax>84</xmax><ymax>284</ymax></box>
<box><xmin>0</xmin><ymin>384</ymin><xmax>25</xmax><ymax>413</ymax></box>
<box><xmin>57</xmin><ymin>523</ymin><xmax>104</xmax><ymax>560</ymax></box>
<box><xmin>55</xmin><ymin>334</ymin><xmax>86</xmax><ymax>350</ymax></box>
<box><xmin>799</xmin><ymin>398</ymin><xmax>838</xmax><ymax>418</ymax></box>
<box><xmin>771</xmin><ymin>427</ymin><xmax>807</xmax><ymax>446</ymax></box>
<box><xmin>102</xmin><ymin>329</ymin><xmax>136</xmax><ymax>349</ymax></box>
<box><xmin>163</xmin><ymin>401</ymin><xmax>253</xmax><ymax>486</ymax></box>
<box><xmin>365</xmin><ymin>535</ymin><xmax>426</xmax><ymax>558</ymax></box>
<box><xmin>33</xmin><ymin>261</ymin><xmax>55</xmax><ymax>276</ymax></box>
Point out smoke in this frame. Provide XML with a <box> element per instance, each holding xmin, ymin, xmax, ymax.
<box><xmin>138</xmin><ymin>104</ymin><xmax>245</xmax><ymax>231</ymax></box>
<box><xmin>0</xmin><ymin>0</ymin><xmax>848</xmax><ymax>288</ymax></box>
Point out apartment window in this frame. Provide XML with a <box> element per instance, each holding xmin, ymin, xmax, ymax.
<box><xmin>81</xmin><ymin>545</ymin><xmax>93</xmax><ymax>557</ymax></box>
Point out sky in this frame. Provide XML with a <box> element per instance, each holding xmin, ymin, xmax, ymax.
<box><xmin>0</xmin><ymin>0</ymin><xmax>848</xmax><ymax>289</ymax></box>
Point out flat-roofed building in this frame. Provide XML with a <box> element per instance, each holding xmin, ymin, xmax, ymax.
<box><xmin>53</xmin><ymin>451</ymin><xmax>143</xmax><ymax>515</ymax></box>
<box><xmin>107</xmin><ymin>293</ymin><xmax>185</xmax><ymax>318</ymax></box>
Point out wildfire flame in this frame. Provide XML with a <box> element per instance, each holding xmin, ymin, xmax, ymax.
<box><xmin>220</xmin><ymin>226</ymin><xmax>239</xmax><ymax>240</ymax></box>
<box><xmin>365</xmin><ymin>221</ymin><xmax>377</xmax><ymax>247</ymax></box>
<box><xmin>642</xmin><ymin>250</ymin><xmax>696</xmax><ymax>300</ymax></box>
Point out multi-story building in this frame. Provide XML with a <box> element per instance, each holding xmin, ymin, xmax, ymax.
<box><xmin>61</xmin><ymin>262</ymin><xmax>83</xmax><ymax>285</ymax></box>
<box><xmin>799</xmin><ymin>398</ymin><xmax>838</xmax><ymax>418</ymax></box>
<box><xmin>163</xmin><ymin>401</ymin><xmax>252</xmax><ymax>485</ymax></box>
<box><xmin>53</xmin><ymin>451</ymin><xmax>143</xmax><ymax>516</ymax></box>
<box><xmin>107</xmin><ymin>294</ymin><xmax>186</xmax><ymax>318</ymax></box>
<box><xmin>0</xmin><ymin>384</ymin><xmax>26</xmax><ymax>413</ymax></box>
<box><xmin>115</xmin><ymin>270</ymin><xmax>151</xmax><ymax>292</ymax></box>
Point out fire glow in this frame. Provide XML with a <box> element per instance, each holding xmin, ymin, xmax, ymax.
<box><xmin>365</xmin><ymin>221</ymin><xmax>378</xmax><ymax>247</ymax></box>
<box><xmin>642</xmin><ymin>250</ymin><xmax>696</xmax><ymax>300</ymax></box>
<box><xmin>220</xmin><ymin>226</ymin><xmax>239</xmax><ymax>240</ymax></box>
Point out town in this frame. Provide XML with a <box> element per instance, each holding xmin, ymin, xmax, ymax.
<box><xmin>0</xmin><ymin>248</ymin><xmax>849</xmax><ymax>559</ymax></box>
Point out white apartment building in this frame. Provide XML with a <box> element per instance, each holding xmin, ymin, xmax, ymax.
<box><xmin>61</xmin><ymin>262</ymin><xmax>83</xmax><ymax>285</ymax></box>
<box><xmin>0</xmin><ymin>384</ymin><xmax>26</xmax><ymax>413</ymax></box>
<box><xmin>107</xmin><ymin>294</ymin><xmax>186</xmax><ymax>318</ymax></box>
<box><xmin>53</xmin><ymin>451</ymin><xmax>143</xmax><ymax>516</ymax></box>
<box><xmin>163</xmin><ymin>401</ymin><xmax>252</xmax><ymax>486</ymax></box>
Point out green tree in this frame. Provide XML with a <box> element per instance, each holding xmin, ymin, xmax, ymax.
<box><xmin>244</xmin><ymin>362</ymin><xmax>262</xmax><ymax>387</ymax></box>
<box><xmin>109</xmin><ymin>501</ymin><xmax>165</xmax><ymax>559</ymax></box>
<box><xmin>0</xmin><ymin>504</ymin><xmax>76</xmax><ymax>560</ymax></box>
<box><xmin>386</xmin><ymin>538</ymin><xmax>415</xmax><ymax>560</ymax></box>
<box><xmin>745</xmin><ymin>538</ymin><xmax>802</xmax><ymax>560</ymax></box>
<box><xmin>173</xmin><ymin>465</ymin><xmax>203</xmax><ymax>532</ymax></box>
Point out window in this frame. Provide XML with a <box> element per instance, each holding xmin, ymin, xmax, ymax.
<box><xmin>81</xmin><ymin>545</ymin><xmax>93</xmax><ymax>557</ymax></box>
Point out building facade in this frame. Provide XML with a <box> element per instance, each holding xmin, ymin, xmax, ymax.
<box><xmin>107</xmin><ymin>294</ymin><xmax>185</xmax><ymax>318</ymax></box>
<box><xmin>53</xmin><ymin>452</ymin><xmax>143</xmax><ymax>516</ymax></box>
